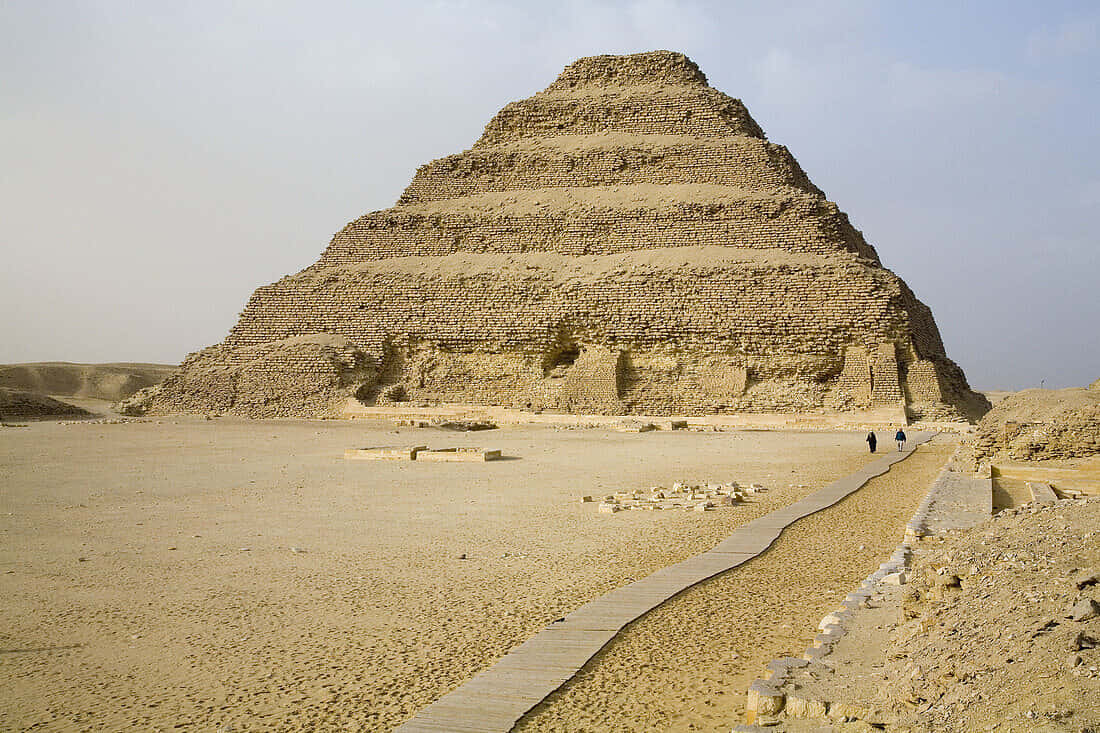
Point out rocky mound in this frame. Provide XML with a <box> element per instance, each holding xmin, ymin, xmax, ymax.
<box><xmin>137</xmin><ymin>50</ymin><xmax>988</xmax><ymax>421</ymax></box>
<box><xmin>0</xmin><ymin>388</ymin><xmax>92</xmax><ymax>421</ymax></box>
<box><xmin>0</xmin><ymin>362</ymin><xmax>175</xmax><ymax>402</ymax></box>
<box><xmin>965</xmin><ymin>384</ymin><xmax>1100</xmax><ymax>466</ymax></box>
<box><xmin>878</xmin><ymin>497</ymin><xmax>1100</xmax><ymax>731</ymax></box>
<box><xmin>117</xmin><ymin>335</ymin><xmax>372</xmax><ymax>418</ymax></box>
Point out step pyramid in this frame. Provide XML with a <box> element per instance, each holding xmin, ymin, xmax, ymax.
<box><xmin>136</xmin><ymin>51</ymin><xmax>989</xmax><ymax>421</ymax></box>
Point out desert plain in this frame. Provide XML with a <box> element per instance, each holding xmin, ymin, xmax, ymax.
<box><xmin>1</xmin><ymin>407</ymin><xmax>950</xmax><ymax>731</ymax></box>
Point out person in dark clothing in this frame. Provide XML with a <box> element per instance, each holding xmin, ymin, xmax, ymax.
<box><xmin>895</xmin><ymin>428</ymin><xmax>907</xmax><ymax>451</ymax></box>
<box><xmin>866</xmin><ymin>431</ymin><xmax>877</xmax><ymax>453</ymax></box>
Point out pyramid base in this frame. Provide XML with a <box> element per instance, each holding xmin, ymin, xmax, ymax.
<box><xmin>340</xmin><ymin>398</ymin><xmax>914</xmax><ymax>432</ymax></box>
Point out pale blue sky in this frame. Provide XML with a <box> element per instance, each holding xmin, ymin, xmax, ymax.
<box><xmin>1</xmin><ymin>1</ymin><xmax>1097</xmax><ymax>389</ymax></box>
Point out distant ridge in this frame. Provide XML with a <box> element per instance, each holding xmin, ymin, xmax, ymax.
<box><xmin>0</xmin><ymin>362</ymin><xmax>175</xmax><ymax>402</ymax></box>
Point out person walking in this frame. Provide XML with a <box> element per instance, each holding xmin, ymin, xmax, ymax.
<box><xmin>866</xmin><ymin>431</ymin><xmax>877</xmax><ymax>453</ymax></box>
<box><xmin>895</xmin><ymin>428</ymin><xmax>907</xmax><ymax>451</ymax></box>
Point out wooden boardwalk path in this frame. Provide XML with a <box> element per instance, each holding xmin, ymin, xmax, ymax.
<box><xmin>394</xmin><ymin>433</ymin><xmax>935</xmax><ymax>732</ymax></box>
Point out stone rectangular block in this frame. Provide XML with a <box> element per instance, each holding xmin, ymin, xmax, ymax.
<box><xmin>344</xmin><ymin>446</ymin><xmax>427</xmax><ymax>461</ymax></box>
<box><xmin>417</xmin><ymin>448</ymin><xmax>502</xmax><ymax>462</ymax></box>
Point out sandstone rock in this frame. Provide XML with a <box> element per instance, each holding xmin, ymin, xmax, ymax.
<box><xmin>1069</xmin><ymin>598</ymin><xmax>1100</xmax><ymax>622</ymax></box>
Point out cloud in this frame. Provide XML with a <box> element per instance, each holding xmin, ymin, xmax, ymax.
<box><xmin>1027</xmin><ymin>13</ymin><xmax>1099</xmax><ymax>60</ymax></box>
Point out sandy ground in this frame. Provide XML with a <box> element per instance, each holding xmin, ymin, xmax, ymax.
<box><xmin>0</xmin><ymin>413</ymin><xmax>884</xmax><ymax>731</ymax></box>
<box><xmin>515</xmin><ymin>436</ymin><xmax>955</xmax><ymax>732</ymax></box>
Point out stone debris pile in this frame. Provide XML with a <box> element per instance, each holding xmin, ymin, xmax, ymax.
<box><xmin>392</xmin><ymin>418</ymin><xmax>498</xmax><ymax>431</ymax></box>
<box><xmin>740</xmin><ymin>496</ymin><xmax>1100</xmax><ymax>732</ymax></box>
<box><xmin>584</xmin><ymin>480</ymin><xmax>768</xmax><ymax>513</ymax></box>
<box><xmin>962</xmin><ymin>381</ymin><xmax>1100</xmax><ymax>467</ymax></box>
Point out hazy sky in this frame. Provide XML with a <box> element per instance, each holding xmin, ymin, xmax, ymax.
<box><xmin>2</xmin><ymin>1</ymin><xmax>1097</xmax><ymax>389</ymax></box>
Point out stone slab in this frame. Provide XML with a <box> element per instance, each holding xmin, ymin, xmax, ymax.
<box><xmin>1027</xmin><ymin>481</ymin><xmax>1058</xmax><ymax>505</ymax></box>
<box><xmin>343</xmin><ymin>445</ymin><xmax>427</xmax><ymax>461</ymax></box>
<box><xmin>417</xmin><ymin>448</ymin><xmax>502</xmax><ymax>462</ymax></box>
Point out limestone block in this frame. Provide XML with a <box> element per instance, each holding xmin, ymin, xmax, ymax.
<box><xmin>598</xmin><ymin>503</ymin><xmax>621</xmax><ymax>514</ymax></box>
<box><xmin>882</xmin><ymin>571</ymin><xmax>908</xmax><ymax>585</ymax></box>
<box><xmin>818</xmin><ymin>612</ymin><xmax>848</xmax><ymax>630</ymax></box>
<box><xmin>615</xmin><ymin>421</ymin><xmax>655</xmax><ymax>432</ymax></box>
<box><xmin>1027</xmin><ymin>481</ymin><xmax>1057</xmax><ymax>505</ymax></box>
<box><xmin>344</xmin><ymin>446</ymin><xmax>426</xmax><ymax>461</ymax></box>
<box><xmin>417</xmin><ymin>448</ymin><xmax>502</xmax><ymax>462</ymax></box>
<box><xmin>746</xmin><ymin>680</ymin><xmax>784</xmax><ymax>719</ymax></box>
<box><xmin>785</xmin><ymin>694</ymin><xmax>828</xmax><ymax>719</ymax></box>
<box><xmin>763</xmin><ymin>656</ymin><xmax>808</xmax><ymax>681</ymax></box>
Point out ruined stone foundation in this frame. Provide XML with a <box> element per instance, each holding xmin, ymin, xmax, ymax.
<box><xmin>137</xmin><ymin>51</ymin><xmax>989</xmax><ymax>421</ymax></box>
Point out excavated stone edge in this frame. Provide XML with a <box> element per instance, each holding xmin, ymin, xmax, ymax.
<box><xmin>740</xmin><ymin>445</ymin><xmax>992</xmax><ymax>729</ymax></box>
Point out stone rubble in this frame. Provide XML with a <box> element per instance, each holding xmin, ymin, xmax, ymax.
<box><xmin>585</xmin><ymin>480</ymin><xmax>756</xmax><ymax>513</ymax></box>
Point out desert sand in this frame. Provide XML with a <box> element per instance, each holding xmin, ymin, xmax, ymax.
<box><xmin>0</xmin><ymin>362</ymin><xmax>174</xmax><ymax>402</ymax></box>
<box><xmin>0</xmin><ymin>411</ymin><xmax>922</xmax><ymax>731</ymax></box>
<box><xmin>514</xmin><ymin>437</ymin><xmax>953</xmax><ymax>731</ymax></box>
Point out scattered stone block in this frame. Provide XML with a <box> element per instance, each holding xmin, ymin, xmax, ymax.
<box><xmin>746</xmin><ymin>680</ymin><xmax>785</xmax><ymax>720</ymax></box>
<box><xmin>614</xmin><ymin>421</ymin><xmax>656</xmax><ymax>433</ymax></box>
<box><xmin>344</xmin><ymin>446</ymin><xmax>427</xmax><ymax>461</ymax></box>
<box><xmin>437</xmin><ymin>420</ymin><xmax>497</xmax><ymax>431</ymax></box>
<box><xmin>1069</xmin><ymin>598</ymin><xmax>1100</xmax><ymax>622</ymax></box>
<box><xmin>598</xmin><ymin>503</ymin><xmax>621</xmax><ymax>514</ymax></box>
<box><xmin>882</xmin><ymin>571</ymin><xmax>907</xmax><ymax>585</ymax></box>
<box><xmin>580</xmin><ymin>495</ymin><xmax>594</xmax><ymax>503</ymax></box>
<box><xmin>417</xmin><ymin>448</ymin><xmax>501</xmax><ymax>462</ymax></box>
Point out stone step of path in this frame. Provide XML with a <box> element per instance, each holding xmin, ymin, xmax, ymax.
<box><xmin>393</xmin><ymin>433</ymin><xmax>935</xmax><ymax>733</ymax></box>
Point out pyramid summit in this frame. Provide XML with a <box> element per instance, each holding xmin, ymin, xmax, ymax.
<box><xmin>134</xmin><ymin>51</ymin><xmax>988</xmax><ymax>421</ymax></box>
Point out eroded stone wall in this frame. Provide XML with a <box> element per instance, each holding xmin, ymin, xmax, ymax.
<box><xmin>141</xmin><ymin>50</ymin><xmax>988</xmax><ymax>421</ymax></box>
